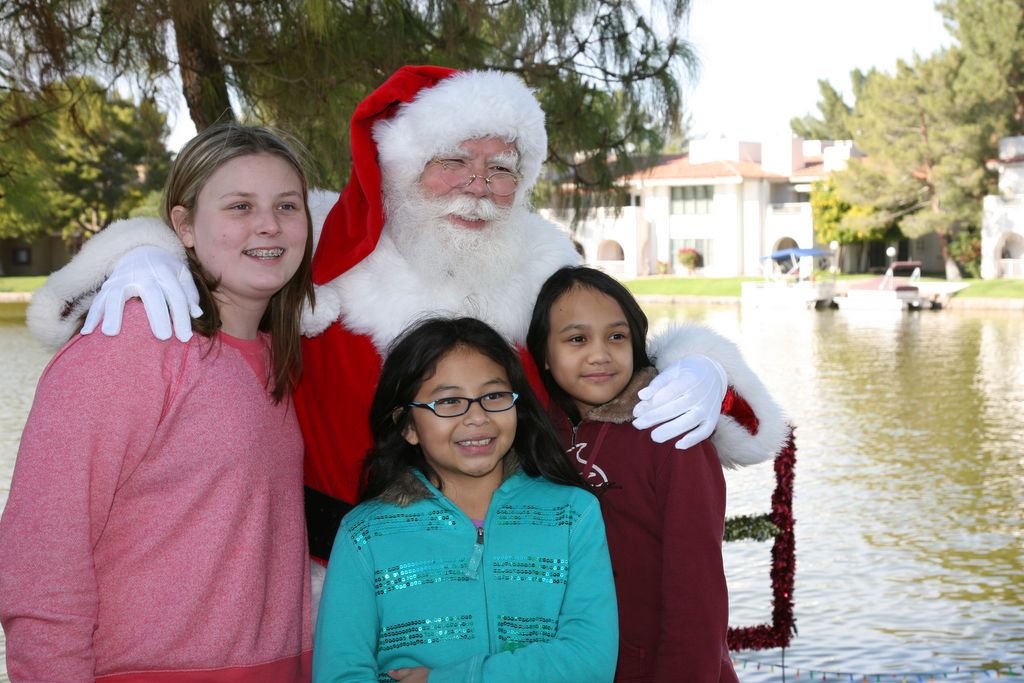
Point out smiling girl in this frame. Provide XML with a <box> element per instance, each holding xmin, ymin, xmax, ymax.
<box><xmin>0</xmin><ymin>123</ymin><xmax>315</xmax><ymax>682</ymax></box>
<box><xmin>527</xmin><ymin>266</ymin><xmax>739</xmax><ymax>682</ymax></box>
<box><xmin>313</xmin><ymin>317</ymin><xmax>618</xmax><ymax>683</ymax></box>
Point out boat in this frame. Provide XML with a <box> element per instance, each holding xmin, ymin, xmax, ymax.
<box><xmin>834</xmin><ymin>261</ymin><xmax>937</xmax><ymax>310</ymax></box>
<box><xmin>742</xmin><ymin>247</ymin><xmax>836</xmax><ymax>309</ymax></box>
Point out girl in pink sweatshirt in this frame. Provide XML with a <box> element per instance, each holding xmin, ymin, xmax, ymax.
<box><xmin>0</xmin><ymin>123</ymin><xmax>315</xmax><ymax>682</ymax></box>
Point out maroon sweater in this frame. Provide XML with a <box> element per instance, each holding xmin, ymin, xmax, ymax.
<box><xmin>549</xmin><ymin>368</ymin><xmax>738</xmax><ymax>683</ymax></box>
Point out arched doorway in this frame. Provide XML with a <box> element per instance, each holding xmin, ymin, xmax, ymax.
<box><xmin>597</xmin><ymin>240</ymin><xmax>625</xmax><ymax>261</ymax></box>
<box><xmin>596</xmin><ymin>239</ymin><xmax>626</xmax><ymax>277</ymax></box>
<box><xmin>995</xmin><ymin>232</ymin><xmax>1024</xmax><ymax>278</ymax></box>
<box><xmin>772</xmin><ymin>237</ymin><xmax>798</xmax><ymax>252</ymax></box>
<box><xmin>771</xmin><ymin>237</ymin><xmax>799</xmax><ymax>273</ymax></box>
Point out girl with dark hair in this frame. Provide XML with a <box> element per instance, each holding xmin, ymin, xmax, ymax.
<box><xmin>313</xmin><ymin>317</ymin><xmax>618</xmax><ymax>683</ymax></box>
<box><xmin>527</xmin><ymin>266</ymin><xmax>739</xmax><ymax>682</ymax></box>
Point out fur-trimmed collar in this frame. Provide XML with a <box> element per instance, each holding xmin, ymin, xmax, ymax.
<box><xmin>583</xmin><ymin>367</ymin><xmax>658</xmax><ymax>424</ymax></box>
<box><xmin>27</xmin><ymin>216</ymin><xmax>186</xmax><ymax>351</ymax></box>
<box><xmin>647</xmin><ymin>324</ymin><xmax>789</xmax><ymax>468</ymax></box>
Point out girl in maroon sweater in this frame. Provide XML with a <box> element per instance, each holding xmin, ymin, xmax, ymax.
<box><xmin>527</xmin><ymin>266</ymin><xmax>739</xmax><ymax>682</ymax></box>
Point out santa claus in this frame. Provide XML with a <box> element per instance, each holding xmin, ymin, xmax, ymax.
<box><xmin>28</xmin><ymin>66</ymin><xmax>788</xmax><ymax>571</ymax></box>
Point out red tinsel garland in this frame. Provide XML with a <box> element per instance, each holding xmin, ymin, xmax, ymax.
<box><xmin>727</xmin><ymin>428</ymin><xmax>797</xmax><ymax>651</ymax></box>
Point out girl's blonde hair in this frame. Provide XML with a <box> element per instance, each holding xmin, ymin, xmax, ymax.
<box><xmin>162</xmin><ymin>122</ymin><xmax>315</xmax><ymax>402</ymax></box>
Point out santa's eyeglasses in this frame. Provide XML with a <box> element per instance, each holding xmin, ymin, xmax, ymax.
<box><xmin>430</xmin><ymin>159</ymin><xmax>520</xmax><ymax>197</ymax></box>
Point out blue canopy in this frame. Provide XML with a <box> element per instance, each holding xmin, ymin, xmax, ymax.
<box><xmin>762</xmin><ymin>247</ymin><xmax>832</xmax><ymax>261</ymax></box>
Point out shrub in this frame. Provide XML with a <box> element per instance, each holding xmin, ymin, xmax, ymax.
<box><xmin>950</xmin><ymin>229</ymin><xmax>981</xmax><ymax>278</ymax></box>
<box><xmin>677</xmin><ymin>247</ymin><xmax>700</xmax><ymax>269</ymax></box>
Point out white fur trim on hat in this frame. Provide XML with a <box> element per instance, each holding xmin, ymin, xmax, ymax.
<box><xmin>372</xmin><ymin>70</ymin><xmax>547</xmax><ymax>203</ymax></box>
<box><xmin>308</xmin><ymin>188</ymin><xmax>338</xmax><ymax>253</ymax></box>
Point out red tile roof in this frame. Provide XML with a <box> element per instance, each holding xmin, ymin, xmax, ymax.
<box><xmin>790</xmin><ymin>161</ymin><xmax>826</xmax><ymax>178</ymax></box>
<box><xmin>624</xmin><ymin>154</ymin><xmax>828</xmax><ymax>182</ymax></box>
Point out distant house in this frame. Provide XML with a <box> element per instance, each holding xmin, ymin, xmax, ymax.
<box><xmin>1</xmin><ymin>235</ymin><xmax>71</xmax><ymax>277</ymax></box>
<box><xmin>542</xmin><ymin>137</ymin><xmax>944</xmax><ymax>278</ymax></box>
<box><xmin>981</xmin><ymin>136</ymin><xmax>1024</xmax><ymax>279</ymax></box>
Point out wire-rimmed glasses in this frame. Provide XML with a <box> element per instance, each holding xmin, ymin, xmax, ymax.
<box><xmin>430</xmin><ymin>159</ymin><xmax>520</xmax><ymax>197</ymax></box>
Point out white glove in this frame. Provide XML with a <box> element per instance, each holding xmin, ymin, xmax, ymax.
<box><xmin>81</xmin><ymin>245</ymin><xmax>202</xmax><ymax>342</ymax></box>
<box><xmin>632</xmin><ymin>354</ymin><xmax>728</xmax><ymax>450</ymax></box>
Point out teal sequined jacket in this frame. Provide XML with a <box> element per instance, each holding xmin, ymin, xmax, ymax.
<box><xmin>313</xmin><ymin>468</ymin><xmax>618</xmax><ymax>683</ymax></box>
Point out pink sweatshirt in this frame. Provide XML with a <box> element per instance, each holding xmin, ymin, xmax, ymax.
<box><xmin>0</xmin><ymin>304</ymin><xmax>312</xmax><ymax>682</ymax></box>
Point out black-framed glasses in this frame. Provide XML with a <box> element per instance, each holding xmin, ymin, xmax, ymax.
<box><xmin>430</xmin><ymin>159</ymin><xmax>520</xmax><ymax>197</ymax></box>
<box><xmin>407</xmin><ymin>391</ymin><xmax>519</xmax><ymax>418</ymax></box>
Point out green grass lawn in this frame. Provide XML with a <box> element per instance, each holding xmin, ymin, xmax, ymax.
<box><xmin>0</xmin><ymin>276</ymin><xmax>47</xmax><ymax>292</ymax></box>
<box><xmin>950</xmin><ymin>278</ymin><xmax>1024</xmax><ymax>298</ymax></box>
<box><xmin>5</xmin><ymin>273</ymin><xmax>1024</xmax><ymax>299</ymax></box>
<box><xmin>623</xmin><ymin>277</ymin><xmax>752</xmax><ymax>297</ymax></box>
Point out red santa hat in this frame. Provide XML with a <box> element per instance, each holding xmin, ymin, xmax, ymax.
<box><xmin>312</xmin><ymin>66</ymin><xmax>548</xmax><ymax>286</ymax></box>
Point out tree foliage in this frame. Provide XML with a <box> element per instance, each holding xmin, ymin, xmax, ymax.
<box><xmin>800</xmin><ymin>73</ymin><xmax>890</xmax><ymax>257</ymax></box>
<box><xmin>810</xmin><ymin>178</ymin><xmax>898</xmax><ymax>245</ymax></box>
<box><xmin>937</xmin><ymin>0</ymin><xmax>1024</xmax><ymax>136</ymax></box>
<box><xmin>949</xmin><ymin>226</ymin><xmax>982</xmax><ymax>277</ymax></box>
<box><xmin>1</xmin><ymin>0</ymin><xmax>696</xmax><ymax>201</ymax></box>
<box><xmin>832</xmin><ymin>50</ymin><xmax>995</xmax><ymax>278</ymax></box>
<box><xmin>796</xmin><ymin>1</ymin><xmax>1023</xmax><ymax>278</ymax></box>
<box><xmin>790</xmin><ymin>74</ymin><xmax>867</xmax><ymax>141</ymax></box>
<box><xmin>0</xmin><ymin>77</ymin><xmax>170</xmax><ymax>246</ymax></box>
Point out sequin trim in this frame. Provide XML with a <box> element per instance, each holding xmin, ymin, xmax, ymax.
<box><xmin>375</xmin><ymin>558</ymin><xmax>473</xmax><ymax>595</ymax></box>
<box><xmin>491</xmin><ymin>555</ymin><xmax>569</xmax><ymax>585</ymax></box>
<box><xmin>348</xmin><ymin>511</ymin><xmax>457</xmax><ymax>551</ymax></box>
<box><xmin>493</xmin><ymin>503</ymin><xmax>580</xmax><ymax>527</ymax></box>
<box><xmin>497</xmin><ymin>615</ymin><xmax>558</xmax><ymax>651</ymax></box>
<box><xmin>378</xmin><ymin>615</ymin><xmax>475</xmax><ymax>652</ymax></box>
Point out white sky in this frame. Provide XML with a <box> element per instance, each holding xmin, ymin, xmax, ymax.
<box><xmin>683</xmin><ymin>0</ymin><xmax>952</xmax><ymax>141</ymax></box>
<box><xmin>165</xmin><ymin>100</ymin><xmax>197</xmax><ymax>153</ymax></box>
<box><xmin>167</xmin><ymin>0</ymin><xmax>953</xmax><ymax>151</ymax></box>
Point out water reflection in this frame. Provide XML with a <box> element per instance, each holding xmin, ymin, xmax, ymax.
<box><xmin>0</xmin><ymin>302</ymin><xmax>1021</xmax><ymax>679</ymax></box>
<box><xmin>646</xmin><ymin>303</ymin><xmax>1024</xmax><ymax>677</ymax></box>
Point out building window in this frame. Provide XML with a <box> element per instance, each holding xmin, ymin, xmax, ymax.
<box><xmin>671</xmin><ymin>185</ymin><xmax>714</xmax><ymax>214</ymax></box>
<box><xmin>771</xmin><ymin>183</ymin><xmax>810</xmax><ymax>206</ymax></box>
<box><xmin>12</xmin><ymin>247</ymin><xmax>31</xmax><ymax>266</ymax></box>
<box><xmin>670</xmin><ymin>238</ymin><xmax>712</xmax><ymax>268</ymax></box>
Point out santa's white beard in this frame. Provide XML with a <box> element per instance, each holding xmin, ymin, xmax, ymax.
<box><xmin>318</xmin><ymin>183</ymin><xmax>579</xmax><ymax>350</ymax></box>
<box><xmin>384</xmin><ymin>188</ymin><xmax>524</xmax><ymax>291</ymax></box>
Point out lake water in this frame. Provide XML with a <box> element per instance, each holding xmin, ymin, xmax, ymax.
<box><xmin>1</xmin><ymin>301</ymin><xmax>1022</xmax><ymax>681</ymax></box>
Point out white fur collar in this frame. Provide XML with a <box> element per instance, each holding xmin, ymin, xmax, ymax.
<box><xmin>301</xmin><ymin>212</ymin><xmax>580</xmax><ymax>350</ymax></box>
<box><xmin>27</xmin><ymin>216</ymin><xmax>185</xmax><ymax>351</ymax></box>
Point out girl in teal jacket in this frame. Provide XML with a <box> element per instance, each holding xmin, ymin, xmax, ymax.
<box><xmin>313</xmin><ymin>317</ymin><xmax>618</xmax><ymax>683</ymax></box>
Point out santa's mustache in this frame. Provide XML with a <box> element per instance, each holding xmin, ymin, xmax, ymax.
<box><xmin>428</xmin><ymin>194</ymin><xmax>512</xmax><ymax>223</ymax></box>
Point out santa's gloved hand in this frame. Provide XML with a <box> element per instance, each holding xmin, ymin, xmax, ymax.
<box><xmin>81</xmin><ymin>245</ymin><xmax>202</xmax><ymax>342</ymax></box>
<box><xmin>632</xmin><ymin>354</ymin><xmax>727</xmax><ymax>449</ymax></box>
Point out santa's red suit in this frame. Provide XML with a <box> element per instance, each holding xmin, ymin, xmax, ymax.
<box><xmin>292</xmin><ymin>66</ymin><xmax>788</xmax><ymax>560</ymax></box>
<box><xmin>27</xmin><ymin>66</ymin><xmax>789</xmax><ymax>567</ymax></box>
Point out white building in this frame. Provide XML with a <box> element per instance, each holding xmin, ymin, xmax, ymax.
<box><xmin>981</xmin><ymin>136</ymin><xmax>1024</xmax><ymax>279</ymax></box>
<box><xmin>543</xmin><ymin>137</ymin><xmax>948</xmax><ymax>278</ymax></box>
